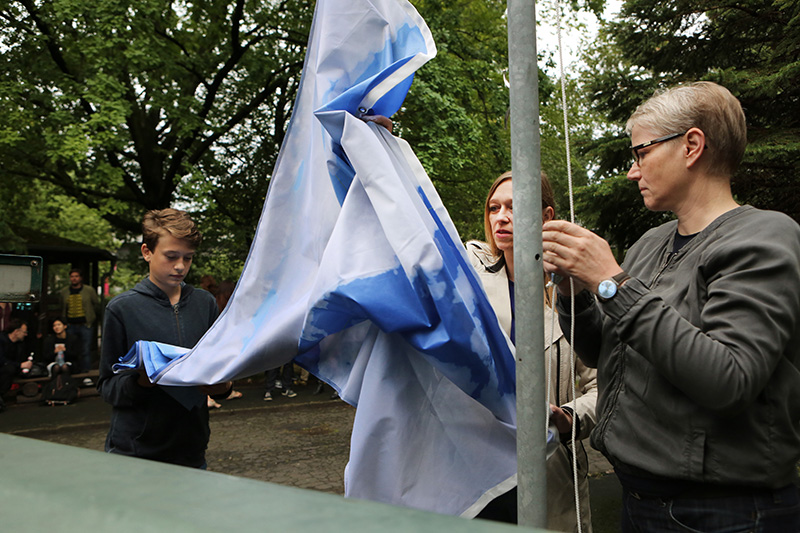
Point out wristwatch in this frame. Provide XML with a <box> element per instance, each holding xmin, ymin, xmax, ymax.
<box><xmin>597</xmin><ymin>271</ymin><xmax>631</xmax><ymax>302</ymax></box>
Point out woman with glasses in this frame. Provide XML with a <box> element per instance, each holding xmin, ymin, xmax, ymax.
<box><xmin>541</xmin><ymin>82</ymin><xmax>800</xmax><ymax>531</ymax></box>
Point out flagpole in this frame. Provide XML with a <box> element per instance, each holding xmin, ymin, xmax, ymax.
<box><xmin>507</xmin><ymin>0</ymin><xmax>547</xmax><ymax>528</ymax></box>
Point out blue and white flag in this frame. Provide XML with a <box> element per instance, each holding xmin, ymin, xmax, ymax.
<box><xmin>115</xmin><ymin>0</ymin><xmax>527</xmax><ymax>517</ymax></box>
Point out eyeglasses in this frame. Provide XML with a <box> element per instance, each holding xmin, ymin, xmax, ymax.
<box><xmin>631</xmin><ymin>131</ymin><xmax>687</xmax><ymax>164</ymax></box>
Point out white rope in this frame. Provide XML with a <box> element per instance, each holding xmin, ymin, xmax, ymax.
<box><xmin>545</xmin><ymin>278</ymin><xmax>556</xmax><ymax>434</ymax></box>
<box><xmin>553</xmin><ymin>1</ymin><xmax>582</xmax><ymax>531</ymax></box>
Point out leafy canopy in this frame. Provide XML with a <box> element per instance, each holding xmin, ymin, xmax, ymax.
<box><xmin>576</xmin><ymin>0</ymin><xmax>800</xmax><ymax>249</ymax></box>
<box><xmin>1</xmin><ymin>0</ymin><xmax>594</xmax><ymax>284</ymax></box>
<box><xmin>0</xmin><ymin>0</ymin><xmax>312</xmax><ymax>235</ymax></box>
<box><xmin>403</xmin><ymin>0</ymin><xmax>590</xmax><ymax>240</ymax></box>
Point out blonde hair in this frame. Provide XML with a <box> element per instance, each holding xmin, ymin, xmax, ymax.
<box><xmin>626</xmin><ymin>82</ymin><xmax>747</xmax><ymax>177</ymax></box>
<box><xmin>483</xmin><ymin>171</ymin><xmax>555</xmax><ymax>257</ymax></box>
<box><xmin>142</xmin><ymin>208</ymin><xmax>202</xmax><ymax>251</ymax></box>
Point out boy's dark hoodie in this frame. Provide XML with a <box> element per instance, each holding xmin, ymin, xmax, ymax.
<box><xmin>98</xmin><ymin>277</ymin><xmax>218</xmax><ymax>467</ymax></box>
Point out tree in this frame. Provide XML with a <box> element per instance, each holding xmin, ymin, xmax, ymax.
<box><xmin>395</xmin><ymin>0</ymin><xmax>511</xmax><ymax>240</ymax></box>
<box><xmin>400</xmin><ymin>0</ymin><xmax>591</xmax><ymax>240</ymax></box>
<box><xmin>0</xmin><ymin>166</ymin><xmax>118</xmax><ymax>250</ymax></box>
<box><xmin>0</xmin><ymin>0</ymin><xmax>312</xmax><ymax>235</ymax></box>
<box><xmin>575</xmin><ymin>0</ymin><xmax>800</xmax><ymax>248</ymax></box>
<box><xmin>1</xmin><ymin>0</ymin><xmax>593</xmax><ymax>272</ymax></box>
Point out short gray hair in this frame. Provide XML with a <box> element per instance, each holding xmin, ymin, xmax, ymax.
<box><xmin>626</xmin><ymin>82</ymin><xmax>747</xmax><ymax>177</ymax></box>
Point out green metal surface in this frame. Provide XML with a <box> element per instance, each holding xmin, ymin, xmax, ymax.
<box><xmin>0</xmin><ymin>254</ymin><xmax>43</xmax><ymax>302</ymax></box>
<box><xmin>0</xmin><ymin>434</ymin><xmax>547</xmax><ymax>532</ymax></box>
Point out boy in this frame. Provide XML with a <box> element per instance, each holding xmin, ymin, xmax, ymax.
<box><xmin>98</xmin><ymin>208</ymin><xmax>230</xmax><ymax>468</ymax></box>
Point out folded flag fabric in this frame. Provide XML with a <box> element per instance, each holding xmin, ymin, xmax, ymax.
<box><xmin>113</xmin><ymin>0</ymin><xmax>553</xmax><ymax>517</ymax></box>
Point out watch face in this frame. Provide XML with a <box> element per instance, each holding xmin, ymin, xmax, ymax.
<box><xmin>598</xmin><ymin>279</ymin><xmax>617</xmax><ymax>300</ymax></box>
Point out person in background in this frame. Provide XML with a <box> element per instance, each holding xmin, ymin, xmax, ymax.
<box><xmin>468</xmin><ymin>171</ymin><xmax>596</xmax><ymax>531</ymax></box>
<box><xmin>0</xmin><ymin>302</ymin><xmax>12</xmax><ymax>332</ymax></box>
<box><xmin>199</xmin><ymin>274</ymin><xmax>218</xmax><ymax>296</ymax></box>
<box><xmin>98</xmin><ymin>208</ymin><xmax>231</xmax><ymax>468</ymax></box>
<box><xmin>41</xmin><ymin>317</ymin><xmax>80</xmax><ymax>377</ymax></box>
<box><xmin>61</xmin><ymin>268</ymin><xmax>99</xmax><ymax>379</ymax></box>
<box><xmin>263</xmin><ymin>363</ymin><xmax>297</xmax><ymax>401</ymax></box>
<box><xmin>0</xmin><ymin>319</ymin><xmax>33</xmax><ymax>412</ymax></box>
<box><xmin>543</xmin><ymin>82</ymin><xmax>800</xmax><ymax>531</ymax></box>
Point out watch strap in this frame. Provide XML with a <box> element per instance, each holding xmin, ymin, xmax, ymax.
<box><xmin>612</xmin><ymin>271</ymin><xmax>631</xmax><ymax>286</ymax></box>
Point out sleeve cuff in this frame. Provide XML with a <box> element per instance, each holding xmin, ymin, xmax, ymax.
<box><xmin>558</xmin><ymin>405</ymin><xmax>580</xmax><ymax>444</ymax></box>
<box><xmin>556</xmin><ymin>289</ymin><xmax>595</xmax><ymax>316</ymax></box>
<box><xmin>598</xmin><ymin>276</ymin><xmax>648</xmax><ymax>321</ymax></box>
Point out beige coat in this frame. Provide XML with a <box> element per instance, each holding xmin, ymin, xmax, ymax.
<box><xmin>467</xmin><ymin>240</ymin><xmax>597</xmax><ymax>532</ymax></box>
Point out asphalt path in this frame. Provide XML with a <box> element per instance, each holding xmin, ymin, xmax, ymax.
<box><xmin>0</xmin><ymin>378</ymin><xmax>622</xmax><ymax>531</ymax></box>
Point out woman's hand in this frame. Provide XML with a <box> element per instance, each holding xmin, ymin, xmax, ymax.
<box><xmin>550</xmin><ymin>404</ymin><xmax>574</xmax><ymax>435</ymax></box>
<box><xmin>542</xmin><ymin>220</ymin><xmax>622</xmax><ymax>295</ymax></box>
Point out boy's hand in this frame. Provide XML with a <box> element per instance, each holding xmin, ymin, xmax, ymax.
<box><xmin>137</xmin><ymin>368</ymin><xmax>156</xmax><ymax>388</ymax></box>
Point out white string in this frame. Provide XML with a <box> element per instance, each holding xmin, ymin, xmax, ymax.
<box><xmin>545</xmin><ymin>277</ymin><xmax>556</xmax><ymax>434</ymax></box>
<box><xmin>554</xmin><ymin>1</ymin><xmax>582</xmax><ymax>531</ymax></box>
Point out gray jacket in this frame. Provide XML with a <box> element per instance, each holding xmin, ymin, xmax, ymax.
<box><xmin>558</xmin><ymin>206</ymin><xmax>800</xmax><ymax>489</ymax></box>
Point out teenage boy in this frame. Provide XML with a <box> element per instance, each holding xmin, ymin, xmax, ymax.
<box><xmin>98</xmin><ymin>208</ymin><xmax>230</xmax><ymax>468</ymax></box>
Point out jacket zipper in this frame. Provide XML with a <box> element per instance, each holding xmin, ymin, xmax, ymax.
<box><xmin>173</xmin><ymin>304</ymin><xmax>183</xmax><ymax>346</ymax></box>
<box><xmin>597</xmin><ymin>223</ymin><xmax>719</xmax><ymax>456</ymax></box>
<box><xmin>594</xmin><ymin>345</ymin><xmax>626</xmax><ymax>454</ymax></box>
<box><xmin>554</xmin><ymin>341</ymin><xmax>562</xmax><ymax>405</ymax></box>
<box><xmin>596</xmin><ymin>248</ymin><xmax>674</xmax><ymax>453</ymax></box>
<box><xmin>648</xmin><ymin>251</ymin><xmax>674</xmax><ymax>288</ymax></box>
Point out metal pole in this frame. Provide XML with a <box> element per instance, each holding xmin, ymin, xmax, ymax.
<box><xmin>507</xmin><ymin>0</ymin><xmax>546</xmax><ymax>528</ymax></box>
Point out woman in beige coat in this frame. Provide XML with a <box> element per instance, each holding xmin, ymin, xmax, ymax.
<box><xmin>469</xmin><ymin>171</ymin><xmax>597</xmax><ymax>532</ymax></box>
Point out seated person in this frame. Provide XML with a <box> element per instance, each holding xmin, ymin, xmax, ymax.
<box><xmin>0</xmin><ymin>318</ymin><xmax>33</xmax><ymax>411</ymax></box>
<box><xmin>41</xmin><ymin>317</ymin><xmax>81</xmax><ymax>377</ymax></box>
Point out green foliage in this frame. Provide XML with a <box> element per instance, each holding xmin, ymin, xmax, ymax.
<box><xmin>402</xmin><ymin>0</ymin><xmax>591</xmax><ymax>240</ymax></box>
<box><xmin>398</xmin><ymin>0</ymin><xmax>511</xmax><ymax>240</ymax></box>
<box><xmin>0</xmin><ymin>222</ymin><xmax>26</xmax><ymax>254</ymax></box>
<box><xmin>1</xmin><ymin>0</ymin><xmax>594</xmax><ymax>273</ymax></box>
<box><xmin>0</xmin><ymin>0</ymin><xmax>312</xmax><ymax>236</ymax></box>
<box><xmin>577</xmin><ymin>0</ymin><xmax>800</xmax><ymax>249</ymax></box>
<box><xmin>106</xmin><ymin>260</ymin><xmax>149</xmax><ymax>298</ymax></box>
<box><xmin>187</xmin><ymin>246</ymin><xmax>244</xmax><ymax>288</ymax></box>
<box><xmin>540</xmin><ymin>76</ymin><xmax>592</xmax><ymax>222</ymax></box>
<box><xmin>0</xmin><ymin>170</ymin><xmax>118</xmax><ymax>251</ymax></box>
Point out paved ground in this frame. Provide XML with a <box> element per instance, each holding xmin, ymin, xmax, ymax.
<box><xmin>1</xmin><ymin>378</ymin><xmax>355</xmax><ymax>493</ymax></box>
<box><xmin>0</xmin><ymin>377</ymin><xmax>622</xmax><ymax>531</ymax></box>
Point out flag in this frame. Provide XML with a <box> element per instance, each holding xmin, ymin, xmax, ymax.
<box><xmin>115</xmin><ymin>0</ymin><xmax>546</xmax><ymax>517</ymax></box>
